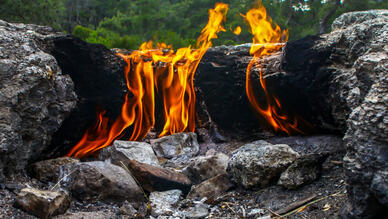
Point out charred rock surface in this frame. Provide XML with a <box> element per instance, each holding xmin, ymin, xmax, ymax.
<box><xmin>41</xmin><ymin>34</ymin><xmax>127</xmax><ymax>159</ymax></box>
<box><xmin>196</xmin><ymin>10</ymin><xmax>388</xmax><ymax>217</ymax></box>
<box><xmin>0</xmin><ymin>21</ymin><xmax>77</xmax><ymax>181</ymax></box>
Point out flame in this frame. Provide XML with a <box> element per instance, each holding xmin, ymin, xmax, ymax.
<box><xmin>232</xmin><ymin>26</ymin><xmax>242</xmax><ymax>35</ymax></box>
<box><xmin>243</xmin><ymin>1</ymin><xmax>304</xmax><ymax>135</ymax></box>
<box><xmin>67</xmin><ymin>3</ymin><xmax>228</xmax><ymax>158</ymax></box>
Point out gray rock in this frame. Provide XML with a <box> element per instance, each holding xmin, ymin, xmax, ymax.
<box><xmin>54</xmin><ymin>211</ymin><xmax>115</xmax><ymax>219</ymax></box>
<box><xmin>149</xmin><ymin>190</ymin><xmax>182</xmax><ymax>217</ymax></box>
<box><xmin>99</xmin><ymin>140</ymin><xmax>160</xmax><ymax>166</ymax></box>
<box><xmin>278</xmin><ymin>154</ymin><xmax>327</xmax><ymax>189</ymax></box>
<box><xmin>30</xmin><ymin>157</ymin><xmax>79</xmax><ymax>183</ymax></box>
<box><xmin>321</xmin><ymin>10</ymin><xmax>388</xmax><ymax>218</ymax></box>
<box><xmin>187</xmin><ymin>174</ymin><xmax>233</xmax><ymax>200</ymax></box>
<box><xmin>119</xmin><ymin>201</ymin><xmax>138</xmax><ymax>216</ymax></box>
<box><xmin>0</xmin><ymin>21</ymin><xmax>77</xmax><ymax>180</ymax></box>
<box><xmin>227</xmin><ymin>140</ymin><xmax>299</xmax><ymax>189</ymax></box>
<box><xmin>183</xmin><ymin>152</ymin><xmax>229</xmax><ymax>184</ymax></box>
<box><xmin>151</xmin><ymin>133</ymin><xmax>200</xmax><ymax>159</ymax></box>
<box><xmin>14</xmin><ymin>188</ymin><xmax>70</xmax><ymax>219</ymax></box>
<box><xmin>62</xmin><ymin>161</ymin><xmax>143</xmax><ymax>203</ymax></box>
<box><xmin>184</xmin><ymin>203</ymin><xmax>209</xmax><ymax>219</ymax></box>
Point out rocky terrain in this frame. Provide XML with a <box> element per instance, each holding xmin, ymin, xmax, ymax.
<box><xmin>0</xmin><ymin>9</ymin><xmax>387</xmax><ymax>219</ymax></box>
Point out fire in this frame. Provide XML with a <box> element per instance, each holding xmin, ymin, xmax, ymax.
<box><xmin>243</xmin><ymin>1</ymin><xmax>304</xmax><ymax>135</ymax></box>
<box><xmin>67</xmin><ymin>3</ymin><xmax>228</xmax><ymax>158</ymax></box>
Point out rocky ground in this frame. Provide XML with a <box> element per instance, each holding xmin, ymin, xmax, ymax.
<box><xmin>0</xmin><ymin>133</ymin><xmax>347</xmax><ymax>219</ymax></box>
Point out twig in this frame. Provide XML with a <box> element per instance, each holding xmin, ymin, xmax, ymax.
<box><xmin>275</xmin><ymin>194</ymin><xmax>317</xmax><ymax>215</ymax></box>
<box><xmin>120</xmin><ymin>161</ymin><xmax>149</xmax><ymax>201</ymax></box>
<box><xmin>280</xmin><ymin>192</ymin><xmax>343</xmax><ymax>218</ymax></box>
<box><xmin>264</xmin><ymin>207</ymin><xmax>282</xmax><ymax>217</ymax></box>
<box><xmin>50</xmin><ymin>170</ymin><xmax>76</xmax><ymax>191</ymax></box>
<box><xmin>224</xmin><ymin>202</ymin><xmax>237</xmax><ymax>214</ymax></box>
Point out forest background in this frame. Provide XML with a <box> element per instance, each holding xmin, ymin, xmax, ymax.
<box><xmin>1</xmin><ymin>0</ymin><xmax>387</xmax><ymax>49</ymax></box>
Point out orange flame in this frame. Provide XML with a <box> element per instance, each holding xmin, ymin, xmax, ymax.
<box><xmin>243</xmin><ymin>1</ymin><xmax>304</xmax><ymax>135</ymax></box>
<box><xmin>67</xmin><ymin>3</ymin><xmax>228</xmax><ymax>158</ymax></box>
<box><xmin>232</xmin><ymin>26</ymin><xmax>242</xmax><ymax>35</ymax></box>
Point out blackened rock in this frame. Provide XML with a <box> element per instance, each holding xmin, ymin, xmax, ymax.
<box><xmin>30</xmin><ymin>157</ymin><xmax>79</xmax><ymax>183</ymax></box>
<box><xmin>41</xmin><ymin>33</ymin><xmax>127</xmax><ymax>159</ymax></box>
<box><xmin>278</xmin><ymin>154</ymin><xmax>327</xmax><ymax>189</ymax></box>
<box><xmin>14</xmin><ymin>188</ymin><xmax>70</xmax><ymax>219</ymax></box>
<box><xmin>127</xmin><ymin>160</ymin><xmax>192</xmax><ymax>194</ymax></box>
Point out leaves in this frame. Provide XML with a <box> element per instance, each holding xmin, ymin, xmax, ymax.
<box><xmin>1</xmin><ymin>0</ymin><xmax>387</xmax><ymax>49</ymax></box>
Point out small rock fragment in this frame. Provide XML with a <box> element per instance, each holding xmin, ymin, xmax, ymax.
<box><xmin>149</xmin><ymin>190</ymin><xmax>182</xmax><ymax>217</ymax></box>
<box><xmin>278</xmin><ymin>154</ymin><xmax>327</xmax><ymax>189</ymax></box>
<box><xmin>183</xmin><ymin>152</ymin><xmax>229</xmax><ymax>184</ymax></box>
<box><xmin>185</xmin><ymin>203</ymin><xmax>209</xmax><ymax>219</ymax></box>
<box><xmin>227</xmin><ymin>140</ymin><xmax>299</xmax><ymax>189</ymax></box>
<box><xmin>127</xmin><ymin>160</ymin><xmax>192</xmax><ymax>194</ymax></box>
<box><xmin>187</xmin><ymin>174</ymin><xmax>233</xmax><ymax>200</ymax></box>
<box><xmin>119</xmin><ymin>201</ymin><xmax>138</xmax><ymax>216</ymax></box>
<box><xmin>14</xmin><ymin>188</ymin><xmax>70</xmax><ymax>219</ymax></box>
<box><xmin>30</xmin><ymin>157</ymin><xmax>79</xmax><ymax>183</ymax></box>
<box><xmin>99</xmin><ymin>140</ymin><xmax>160</xmax><ymax>166</ymax></box>
<box><xmin>151</xmin><ymin>133</ymin><xmax>200</xmax><ymax>159</ymax></box>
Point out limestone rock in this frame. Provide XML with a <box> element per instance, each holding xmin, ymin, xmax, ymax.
<box><xmin>63</xmin><ymin>161</ymin><xmax>143</xmax><ymax>203</ymax></box>
<box><xmin>0</xmin><ymin>20</ymin><xmax>77</xmax><ymax>180</ymax></box>
<box><xmin>14</xmin><ymin>188</ymin><xmax>70</xmax><ymax>219</ymax></box>
<box><xmin>183</xmin><ymin>152</ymin><xmax>229</xmax><ymax>184</ymax></box>
<box><xmin>187</xmin><ymin>174</ymin><xmax>233</xmax><ymax>200</ymax></box>
<box><xmin>126</xmin><ymin>160</ymin><xmax>192</xmax><ymax>194</ymax></box>
<box><xmin>278</xmin><ymin>154</ymin><xmax>327</xmax><ymax>189</ymax></box>
<box><xmin>99</xmin><ymin>140</ymin><xmax>159</xmax><ymax>166</ymax></box>
<box><xmin>149</xmin><ymin>190</ymin><xmax>182</xmax><ymax>217</ymax></box>
<box><xmin>227</xmin><ymin>140</ymin><xmax>299</xmax><ymax>189</ymax></box>
<box><xmin>151</xmin><ymin>133</ymin><xmax>200</xmax><ymax>159</ymax></box>
<box><xmin>30</xmin><ymin>157</ymin><xmax>79</xmax><ymax>183</ymax></box>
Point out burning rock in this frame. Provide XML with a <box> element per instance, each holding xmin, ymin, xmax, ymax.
<box><xmin>150</xmin><ymin>132</ymin><xmax>200</xmax><ymax>159</ymax></box>
<box><xmin>14</xmin><ymin>188</ymin><xmax>70</xmax><ymax>219</ymax></box>
<box><xmin>227</xmin><ymin>140</ymin><xmax>299</xmax><ymax>189</ymax></box>
<box><xmin>99</xmin><ymin>140</ymin><xmax>160</xmax><ymax>167</ymax></box>
<box><xmin>62</xmin><ymin>161</ymin><xmax>143</xmax><ymax>203</ymax></box>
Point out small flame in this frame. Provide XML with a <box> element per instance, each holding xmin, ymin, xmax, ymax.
<box><xmin>232</xmin><ymin>26</ymin><xmax>242</xmax><ymax>35</ymax></box>
<box><xmin>67</xmin><ymin>3</ymin><xmax>228</xmax><ymax>158</ymax></box>
<box><xmin>243</xmin><ymin>1</ymin><xmax>304</xmax><ymax>135</ymax></box>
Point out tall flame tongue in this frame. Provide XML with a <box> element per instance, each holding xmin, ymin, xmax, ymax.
<box><xmin>67</xmin><ymin>3</ymin><xmax>228</xmax><ymax>158</ymax></box>
<box><xmin>244</xmin><ymin>1</ymin><xmax>304</xmax><ymax>135</ymax></box>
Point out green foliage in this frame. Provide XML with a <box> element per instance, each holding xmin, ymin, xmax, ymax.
<box><xmin>1</xmin><ymin>0</ymin><xmax>387</xmax><ymax>49</ymax></box>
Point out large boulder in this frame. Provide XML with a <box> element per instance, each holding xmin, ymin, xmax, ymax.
<box><xmin>325</xmin><ymin>10</ymin><xmax>388</xmax><ymax>218</ymax></box>
<box><xmin>227</xmin><ymin>140</ymin><xmax>299</xmax><ymax>189</ymax></box>
<box><xmin>0</xmin><ymin>20</ymin><xmax>77</xmax><ymax>181</ymax></box>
